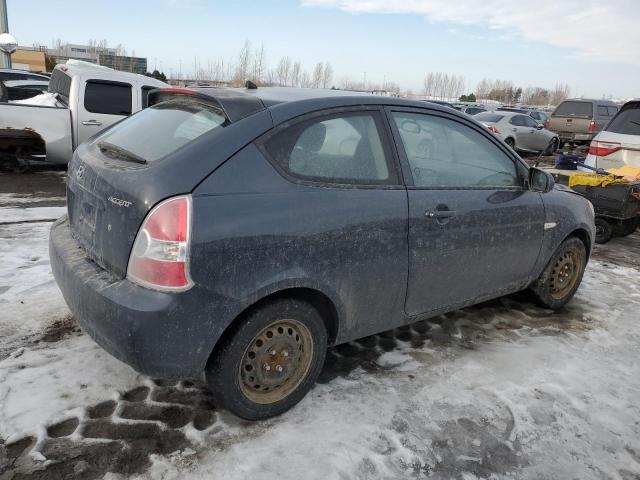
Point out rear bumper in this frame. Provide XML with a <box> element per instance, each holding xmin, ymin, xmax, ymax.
<box><xmin>49</xmin><ymin>217</ymin><xmax>225</xmax><ymax>378</ymax></box>
<box><xmin>557</xmin><ymin>132</ymin><xmax>593</xmax><ymax>144</ymax></box>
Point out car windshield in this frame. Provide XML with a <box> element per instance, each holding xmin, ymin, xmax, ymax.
<box><xmin>605</xmin><ymin>103</ymin><xmax>640</xmax><ymax>136</ymax></box>
<box><xmin>554</xmin><ymin>101</ymin><xmax>593</xmax><ymax>117</ymax></box>
<box><xmin>94</xmin><ymin>99</ymin><xmax>229</xmax><ymax>163</ymax></box>
<box><xmin>475</xmin><ymin>113</ymin><xmax>504</xmax><ymax>123</ymax></box>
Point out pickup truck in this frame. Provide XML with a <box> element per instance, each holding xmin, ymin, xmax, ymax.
<box><xmin>546</xmin><ymin>98</ymin><xmax>619</xmax><ymax>147</ymax></box>
<box><xmin>0</xmin><ymin>62</ymin><xmax>167</xmax><ymax>165</ymax></box>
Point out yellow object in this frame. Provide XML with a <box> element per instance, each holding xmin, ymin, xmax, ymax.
<box><xmin>568</xmin><ymin>172</ymin><xmax>628</xmax><ymax>189</ymax></box>
<box><xmin>609</xmin><ymin>166</ymin><xmax>640</xmax><ymax>181</ymax></box>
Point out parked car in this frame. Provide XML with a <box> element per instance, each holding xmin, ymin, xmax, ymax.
<box><xmin>0</xmin><ymin>68</ymin><xmax>50</xmax><ymax>82</ymax></box>
<box><xmin>546</xmin><ymin>99</ymin><xmax>619</xmax><ymax>146</ymax></box>
<box><xmin>497</xmin><ymin>106</ymin><xmax>548</xmax><ymax>125</ymax></box>
<box><xmin>0</xmin><ymin>62</ymin><xmax>167</xmax><ymax>165</ymax></box>
<box><xmin>423</xmin><ymin>99</ymin><xmax>456</xmax><ymax>109</ymax></box>
<box><xmin>584</xmin><ymin>100</ymin><xmax>640</xmax><ymax>171</ymax></box>
<box><xmin>3</xmin><ymin>79</ymin><xmax>49</xmax><ymax>101</ymax></box>
<box><xmin>458</xmin><ymin>104</ymin><xmax>487</xmax><ymax>116</ymax></box>
<box><xmin>50</xmin><ymin>87</ymin><xmax>595</xmax><ymax>420</ymax></box>
<box><xmin>476</xmin><ymin>111</ymin><xmax>560</xmax><ymax>154</ymax></box>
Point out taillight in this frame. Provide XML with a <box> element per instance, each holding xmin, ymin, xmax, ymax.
<box><xmin>588</xmin><ymin>140</ymin><xmax>621</xmax><ymax>157</ymax></box>
<box><xmin>544</xmin><ymin>119</ymin><xmax>550</xmax><ymax>129</ymax></box>
<box><xmin>127</xmin><ymin>195</ymin><xmax>193</xmax><ymax>291</ymax></box>
<box><xmin>588</xmin><ymin>120</ymin><xmax>596</xmax><ymax>132</ymax></box>
<box><xmin>487</xmin><ymin>125</ymin><xmax>500</xmax><ymax>134</ymax></box>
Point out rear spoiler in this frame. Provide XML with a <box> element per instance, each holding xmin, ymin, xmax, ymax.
<box><xmin>148</xmin><ymin>87</ymin><xmax>265</xmax><ymax>123</ymax></box>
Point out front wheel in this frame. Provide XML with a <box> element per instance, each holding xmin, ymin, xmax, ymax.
<box><xmin>528</xmin><ymin>237</ymin><xmax>587</xmax><ymax>309</ymax></box>
<box><xmin>505</xmin><ymin>137</ymin><xmax>516</xmax><ymax>150</ymax></box>
<box><xmin>544</xmin><ymin>138</ymin><xmax>559</xmax><ymax>155</ymax></box>
<box><xmin>206</xmin><ymin>298</ymin><xmax>327</xmax><ymax>420</ymax></box>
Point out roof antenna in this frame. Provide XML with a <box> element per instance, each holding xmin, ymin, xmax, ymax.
<box><xmin>245</xmin><ymin>80</ymin><xmax>258</xmax><ymax>90</ymax></box>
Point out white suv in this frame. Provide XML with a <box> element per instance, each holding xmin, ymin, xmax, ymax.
<box><xmin>585</xmin><ymin>101</ymin><xmax>640</xmax><ymax>171</ymax></box>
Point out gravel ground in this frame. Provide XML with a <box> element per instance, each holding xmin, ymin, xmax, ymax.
<box><xmin>1</xmin><ymin>168</ymin><xmax>639</xmax><ymax>480</ymax></box>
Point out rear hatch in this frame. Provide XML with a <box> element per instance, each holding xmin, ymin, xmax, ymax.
<box><xmin>66</xmin><ymin>88</ymin><xmax>269</xmax><ymax>278</ymax></box>
<box><xmin>549</xmin><ymin>100</ymin><xmax>593</xmax><ymax>134</ymax></box>
<box><xmin>589</xmin><ymin>102</ymin><xmax>640</xmax><ymax>169</ymax></box>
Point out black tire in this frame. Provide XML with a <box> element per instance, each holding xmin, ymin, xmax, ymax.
<box><xmin>613</xmin><ymin>217</ymin><xmax>639</xmax><ymax>237</ymax></box>
<box><xmin>206</xmin><ymin>298</ymin><xmax>327</xmax><ymax>420</ymax></box>
<box><xmin>544</xmin><ymin>138</ymin><xmax>559</xmax><ymax>155</ymax></box>
<box><xmin>505</xmin><ymin>137</ymin><xmax>516</xmax><ymax>150</ymax></box>
<box><xmin>528</xmin><ymin>237</ymin><xmax>587</xmax><ymax>309</ymax></box>
<box><xmin>595</xmin><ymin>218</ymin><xmax>614</xmax><ymax>244</ymax></box>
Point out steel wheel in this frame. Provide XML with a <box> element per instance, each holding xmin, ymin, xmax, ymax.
<box><xmin>549</xmin><ymin>249</ymin><xmax>583</xmax><ymax>300</ymax></box>
<box><xmin>239</xmin><ymin>319</ymin><xmax>314</xmax><ymax>405</ymax></box>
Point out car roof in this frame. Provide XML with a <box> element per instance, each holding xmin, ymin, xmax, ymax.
<box><xmin>167</xmin><ymin>86</ymin><xmax>460</xmax><ymax>124</ymax></box>
<box><xmin>561</xmin><ymin>98</ymin><xmax>618</xmax><ymax>105</ymax></box>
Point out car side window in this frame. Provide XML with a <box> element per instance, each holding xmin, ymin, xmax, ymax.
<box><xmin>522</xmin><ymin>116</ymin><xmax>537</xmax><ymax>127</ymax></box>
<box><xmin>261</xmin><ymin>111</ymin><xmax>397</xmax><ymax>185</ymax></box>
<box><xmin>84</xmin><ymin>81</ymin><xmax>132</xmax><ymax>116</ymax></box>
<box><xmin>598</xmin><ymin>105</ymin><xmax>609</xmax><ymax>116</ymax></box>
<box><xmin>608</xmin><ymin>106</ymin><xmax>618</xmax><ymax>116</ymax></box>
<box><xmin>510</xmin><ymin>115</ymin><xmax>524</xmax><ymax>126</ymax></box>
<box><xmin>392</xmin><ymin>112</ymin><xmax>519</xmax><ymax>188</ymax></box>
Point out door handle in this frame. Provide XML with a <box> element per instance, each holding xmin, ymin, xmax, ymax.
<box><xmin>425</xmin><ymin>210</ymin><xmax>456</xmax><ymax>219</ymax></box>
<box><xmin>82</xmin><ymin>120</ymin><xmax>103</xmax><ymax>126</ymax></box>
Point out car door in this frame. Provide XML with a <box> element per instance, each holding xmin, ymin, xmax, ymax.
<box><xmin>257</xmin><ymin>106</ymin><xmax>409</xmax><ymax>340</ymax></box>
<box><xmin>387</xmin><ymin>108</ymin><xmax>545</xmax><ymax>317</ymax></box>
<box><xmin>510</xmin><ymin>114</ymin><xmax>537</xmax><ymax>150</ymax></box>
<box><xmin>522</xmin><ymin>114</ymin><xmax>548</xmax><ymax>150</ymax></box>
<box><xmin>77</xmin><ymin>79</ymin><xmax>134</xmax><ymax>146</ymax></box>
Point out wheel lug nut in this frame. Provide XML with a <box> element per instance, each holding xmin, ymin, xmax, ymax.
<box><xmin>282</xmin><ymin>350</ymin><xmax>289</xmax><ymax>357</ymax></box>
<box><xmin>270</xmin><ymin>349</ymin><xmax>277</xmax><ymax>356</ymax></box>
<box><xmin>263</xmin><ymin>364</ymin><xmax>271</xmax><ymax>371</ymax></box>
<box><xmin>276</xmin><ymin>365</ymin><xmax>283</xmax><ymax>372</ymax></box>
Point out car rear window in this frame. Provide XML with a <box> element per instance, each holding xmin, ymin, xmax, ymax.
<box><xmin>554</xmin><ymin>101</ymin><xmax>593</xmax><ymax>117</ymax></box>
<box><xmin>605</xmin><ymin>103</ymin><xmax>640</xmax><ymax>136</ymax></box>
<box><xmin>475</xmin><ymin>113</ymin><xmax>504</xmax><ymax>123</ymax></box>
<box><xmin>48</xmin><ymin>69</ymin><xmax>71</xmax><ymax>103</ymax></box>
<box><xmin>94</xmin><ymin>99</ymin><xmax>229</xmax><ymax>162</ymax></box>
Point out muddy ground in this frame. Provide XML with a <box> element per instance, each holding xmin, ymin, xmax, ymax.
<box><xmin>1</xmin><ymin>165</ymin><xmax>639</xmax><ymax>480</ymax></box>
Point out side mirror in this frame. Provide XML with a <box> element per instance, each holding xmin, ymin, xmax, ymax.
<box><xmin>536</xmin><ymin>123</ymin><xmax>544</xmax><ymax>130</ymax></box>
<box><xmin>529</xmin><ymin>168</ymin><xmax>555</xmax><ymax>193</ymax></box>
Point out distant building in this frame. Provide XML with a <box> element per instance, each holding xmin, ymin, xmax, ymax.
<box><xmin>11</xmin><ymin>47</ymin><xmax>47</xmax><ymax>72</ymax></box>
<box><xmin>36</xmin><ymin>42</ymin><xmax>148</xmax><ymax>74</ymax></box>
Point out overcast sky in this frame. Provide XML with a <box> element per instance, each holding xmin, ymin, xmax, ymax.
<box><xmin>7</xmin><ymin>0</ymin><xmax>640</xmax><ymax>99</ymax></box>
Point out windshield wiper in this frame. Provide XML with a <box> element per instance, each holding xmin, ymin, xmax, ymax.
<box><xmin>97</xmin><ymin>141</ymin><xmax>147</xmax><ymax>164</ymax></box>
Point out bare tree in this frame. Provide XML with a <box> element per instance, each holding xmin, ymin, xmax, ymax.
<box><xmin>322</xmin><ymin>61</ymin><xmax>333</xmax><ymax>88</ymax></box>
<box><xmin>251</xmin><ymin>43</ymin><xmax>266</xmax><ymax>83</ymax></box>
<box><xmin>300</xmin><ymin>69</ymin><xmax>312</xmax><ymax>88</ymax></box>
<box><xmin>275</xmin><ymin>56</ymin><xmax>292</xmax><ymax>86</ymax></box>
<box><xmin>291</xmin><ymin>61</ymin><xmax>302</xmax><ymax>87</ymax></box>
<box><xmin>234</xmin><ymin>39</ymin><xmax>252</xmax><ymax>83</ymax></box>
<box><xmin>312</xmin><ymin>62</ymin><xmax>324</xmax><ymax>88</ymax></box>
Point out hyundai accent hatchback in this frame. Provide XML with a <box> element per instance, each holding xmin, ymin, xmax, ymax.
<box><xmin>50</xmin><ymin>87</ymin><xmax>595</xmax><ymax>420</ymax></box>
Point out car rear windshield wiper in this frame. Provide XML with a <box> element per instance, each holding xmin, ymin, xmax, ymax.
<box><xmin>97</xmin><ymin>141</ymin><xmax>147</xmax><ymax>164</ymax></box>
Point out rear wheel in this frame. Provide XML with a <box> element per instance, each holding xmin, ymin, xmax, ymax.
<box><xmin>529</xmin><ymin>237</ymin><xmax>587</xmax><ymax>309</ymax></box>
<box><xmin>206</xmin><ymin>298</ymin><xmax>327</xmax><ymax>420</ymax></box>
<box><xmin>595</xmin><ymin>218</ymin><xmax>614</xmax><ymax>244</ymax></box>
<box><xmin>613</xmin><ymin>217</ymin><xmax>639</xmax><ymax>237</ymax></box>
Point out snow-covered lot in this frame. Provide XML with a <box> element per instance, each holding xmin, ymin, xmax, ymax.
<box><xmin>1</xmin><ymin>171</ymin><xmax>640</xmax><ymax>480</ymax></box>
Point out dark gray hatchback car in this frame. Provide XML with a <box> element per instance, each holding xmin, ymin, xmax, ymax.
<box><xmin>50</xmin><ymin>87</ymin><xmax>595</xmax><ymax>420</ymax></box>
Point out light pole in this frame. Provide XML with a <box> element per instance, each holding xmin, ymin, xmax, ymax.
<box><xmin>0</xmin><ymin>0</ymin><xmax>11</xmax><ymax>68</ymax></box>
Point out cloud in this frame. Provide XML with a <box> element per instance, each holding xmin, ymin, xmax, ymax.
<box><xmin>301</xmin><ymin>0</ymin><xmax>640</xmax><ymax>65</ymax></box>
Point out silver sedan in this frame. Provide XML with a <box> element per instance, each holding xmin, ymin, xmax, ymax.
<box><xmin>475</xmin><ymin>111</ymin><xmax>559</xmax><ymax>154</ymax></box>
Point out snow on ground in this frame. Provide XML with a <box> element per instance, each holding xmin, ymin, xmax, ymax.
<box><xmin>0</xmin><ymin>207</ymin><xmax>66</xmax><ymax>223</ymax></box>
<box><xmin>1</xmin><ymin>187</ymin><xmax>640</xmax><ymax>479</ymax></box>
